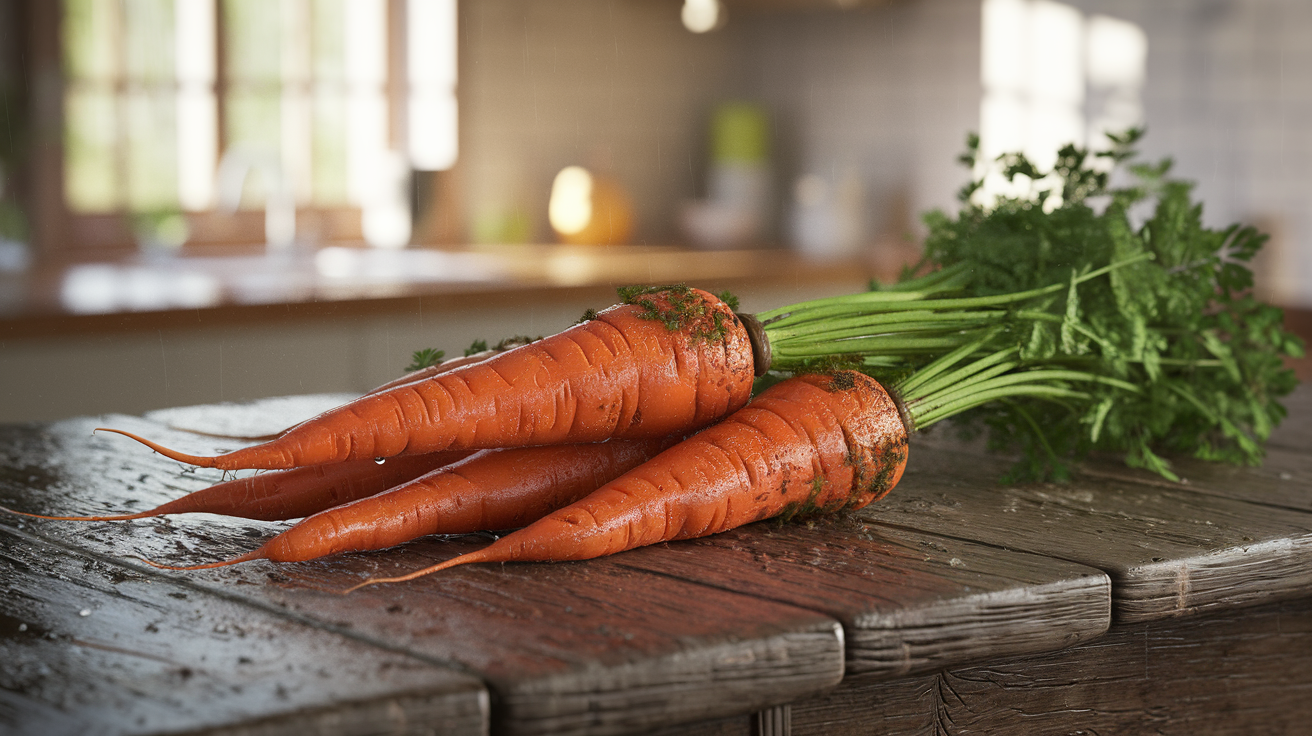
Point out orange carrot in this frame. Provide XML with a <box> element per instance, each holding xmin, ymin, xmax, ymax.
<box><xmin>345</xmin><ymin>371</ymin><xmax>908</xmax><ymax>589</ymax></box>
<box><xmin>1</xmin><ymin>451</ymin><xmax>471</xmax><ymax>523</ymax></box>
<box><xmin>103</xmin><ymin>287</ymin><xmax>754</xmax><ymax>470</ymax></box>
<box><xmin>148</xmin><ymin>438</ymin><xmax>675</xmax><ymax>569</ymax></box>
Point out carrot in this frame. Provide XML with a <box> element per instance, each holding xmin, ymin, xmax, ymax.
<box><xmin>1</xmin><ymin>451</ymin><xmax>471</xmax><ymax>523</ymax></box>
<box><xmin>147</xmin><ymin>438</ymin><xmax>675</xmax><ymax>569</ymax></box>
<box><xmin>344</xmin><ymin>371</ymin><xmax>908</xmax><ymax>589</ymax></box>
<box><xmin>102</xmin><ymin>287</ymin><xmax>754</xmax><ymax>471</ymax></box>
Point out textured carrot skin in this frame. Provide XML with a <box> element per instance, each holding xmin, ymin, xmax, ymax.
<box><xmin>110</xmin><ymin>289</ymin><xmax>753</xmax><ymax>470</ymax></box>
<box><xmin>246</xmin><ymin>438</ymin><xmax>676</xmax><ymax>563</ymax></box>
<box><xmin>179</xmin><ymin>451</ymin><xmax>473</xmax><ymax>521</ymax></box>
<box><xmin>353</xmin><ymin>372</ymin><xmax>908</xmax><ymax>585</ymax></box>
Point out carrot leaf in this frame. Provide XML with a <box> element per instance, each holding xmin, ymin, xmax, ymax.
<box><xmin>404</xmin><ymin>348</ymin><xmax>445</xmax><ymax>372</ymax></box>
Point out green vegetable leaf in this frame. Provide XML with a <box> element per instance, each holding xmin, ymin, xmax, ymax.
<box><xmin>911</xmin><ymin>129</ymin><xmax>1301</xmax><ymax>482</ymax></box>
<box><xmin>404</xmin><ymin>348</ymin><xmax>445</xmax><ymax>373</ymax></box>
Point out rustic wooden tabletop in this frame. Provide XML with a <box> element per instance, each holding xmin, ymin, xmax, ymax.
<box><xmin>2</xmin><ymin>387</ymin><xmax>1308</xmax><ymax>735</ymax></box>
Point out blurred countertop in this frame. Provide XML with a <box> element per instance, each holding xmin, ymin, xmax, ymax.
<box><xmin>0</xmin><ymin>244</ymin><xmax>887</xmax><ymax>339</ymax></box>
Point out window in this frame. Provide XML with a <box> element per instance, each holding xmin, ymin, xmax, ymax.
<box><xmin>56</xmin><ymin>0</ymin><xmax>457</xmax><ymax>253</ymax></box>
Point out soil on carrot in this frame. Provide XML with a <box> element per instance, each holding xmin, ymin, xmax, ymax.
<box><xmin>616</xmin><ymin>285</ymin><xmax>739</xmax><ymax>345</ymax></box>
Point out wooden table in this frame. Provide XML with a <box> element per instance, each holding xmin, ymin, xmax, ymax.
<box><xmin>2</xmin><ymin>387</ymin><xmax>1309</xmax><ymax>735</ymax></box>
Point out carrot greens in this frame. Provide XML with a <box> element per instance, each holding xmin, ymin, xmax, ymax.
<box><xmin>901</xmin><ymin>129</ymin><xmax>1301</xmax><ymax>480</ymax></box>
<box><xmin>749</xmin><ymin>129</ymin><xmax>1299</xmax><ymax>481</ymax></box>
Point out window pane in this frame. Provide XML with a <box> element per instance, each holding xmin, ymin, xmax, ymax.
<box><xmin>224</xmin><ymin>91</ymin><xmax>282</xmax><ymax>206</ymax></box>
<box><xmin>65</xmin><ymin>90</ymin><xmax>120</xmax><ymax>212</ymax></box>
<box><xmin>312</xmin><ymin>0</ymin><xmax>346</xmax><ymax>85</ymax></box>
<box><xmin>125</xmin><ymin>90</ymin><xmax>179</xmax><ymax>210</ymax></box>
<box><xmin>223</xmin><ymin>0</ymin><xmax>281</xmax><ymax>85</ymax></box>
<box><xmin>311</xmin><ymin>0</ymin><xmax>348</xmax><ymax>204</ymax></box>
<box><xmin>123</xmin><ymin>0</ymin><xmax>175</xmax><ymax>84</ymax></box>
<box><xmin>313</xmin><ymin>90</ymin><xmax>348</xmax><ymax>204</ymax></box>
<box><xmin>64</xmin><ymin>0</ymin><xmax>119</xmax><ymax>83</ymax></box>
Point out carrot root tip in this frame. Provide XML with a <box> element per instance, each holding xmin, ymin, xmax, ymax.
<box><xmin>339</xmin><ymin>549</ymin><xmax>494</xmax><ymax>593</ymax></box>
<box><xmin>95</xmin><ymin>428</ymin><xmax>220</xmax><ymax>468</ymax></box>
<box><xmin>136</xmin><ymin>550</ymin><xmax>263</xmax><ymax>571</ymax></box>
<box><xmin>0</xmin><ymin>504</ymin><xmax>149</xmax><ymax>522</ymax></box>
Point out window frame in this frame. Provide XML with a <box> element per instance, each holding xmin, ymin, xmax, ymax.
<box><xmin>29</xmin><ymin>0</ymin><xmax>452</xmax><ymax>261</ymax></box>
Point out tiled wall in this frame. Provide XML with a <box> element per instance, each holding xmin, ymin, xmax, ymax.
<box><xmin>732</xmin><ymin>0</ymin><xmax>1312</xmax><ymax>303</ymax></box>
<box><xmin>1075</xmin><ymin>0</ymin><xmax>1312</xmax><ymax>305</ymax></box>
<box><xmin>733</xmin><ymin>0</ymin><xmax>982</xmax><ymax>251</ymax></box>
<box><xmin>458</xmin><ymin>0</ymin><xmax>737</xmax><ymax>245</ymax></box>
<box><xmin>458</xmin><ymin>0</ymin><xmax>1309</xmax><ymax>301</ymax></box>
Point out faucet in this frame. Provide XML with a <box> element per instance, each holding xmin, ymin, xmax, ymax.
<box><xmin>216</xmin><ymin>144</ymin><xmax>296</xmax><ymax>251</ymax></box>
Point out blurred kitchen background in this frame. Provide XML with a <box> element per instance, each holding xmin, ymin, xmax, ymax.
<box><xmin>0</xmin><ymin>0</ymin><xmax>1308</xmax><ymax>423</ymax></box>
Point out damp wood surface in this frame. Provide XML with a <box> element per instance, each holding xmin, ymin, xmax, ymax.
<box><xmin>1</xmin><ymin>386</ymin><xmax>1309</xmax><ymax>735</ymax></box>
<box><xmin>864</xmin><ymin>387</ymin><xmax>1312</xmax><ymax>623</ymax></box>
<box><xmin>781</xmin><ymin>595</ymin><xmax>1312</xmax><ymax>736</ymax></box>
<box><xmin>0</xmin><ymin>526</ymin><xmax>487</xmax><ymax>736</ymax></box>
<box><xmin>0</xmin><ymin>411</ymin><xmax>846</xmax><ymax>736</ymax></box>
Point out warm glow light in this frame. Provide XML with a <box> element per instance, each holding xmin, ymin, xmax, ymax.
<box><xmin>681</xmin><ymin>0</ymin><xmax>723</xmax><ymax>34</ymax></box>
<box><xmin>549</xmin><ymin>166</ymin><xmax>594</xmax><ymax>236</ymax></box>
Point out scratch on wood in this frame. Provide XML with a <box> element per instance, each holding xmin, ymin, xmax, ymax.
<box><xmin>1177</xmin><ymin>561</ymin><xmax>1190</xmax><ymax>612</ymax></box>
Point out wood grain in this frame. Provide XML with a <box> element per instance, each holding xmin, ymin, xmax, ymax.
<box><xmin>0</xmin><ymin>414</ymin><xmax>844</xmax><ymax>736</ymax></box>
<box><xmin>0</xmin><ymin>526</ymin><xmax>488</xmax><ymax>736</ymax></box>
<box><xmin>786</xmin><ymin>596</ymin><xmax>1312</xmax><ymax>735</ymax></box>
<box><xmin>862</xmin><ymin>442</ymin><xmax>1312</xmax><ymax>623</ymax></box>
<box><xmin>614</xmin><ymin>518</ymin><xmax>1108</xmax><ymax>680</ymax></box>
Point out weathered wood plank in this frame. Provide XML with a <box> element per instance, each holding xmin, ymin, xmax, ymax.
<box><xmin>1072</xmin><ymin>380</ymin><xmax>1310</xmax><ymax>512</ymax></box>
<box><xmin>0</xmin><ymin>414</ymin><xmax>844</xmax><ymax>736</ymax></box>
<box><xmin>0</xmin><ymin>526</ymin><xmax>488</xmax><ymax>736</ymax></box>
<box><xmin>861</xmin><ymin>442</ymin><xmax>1312</xmax><ymax>623</ymax></box>
<box><xmin>1267</xmin><ymin>383</ymin><xmax>1312</xmax><ymax>452</ymax></box>
<box><xmin>1081</xmin><ymin>444</ymin><xmax>1312</xmax><ymax>513</ymax></box>
<box><xmin>786</xmin><ymin>596</ymin><xmax>1312</xmax><ymax>735</ymax></box>
<box><xmin>614</xmin><ymin>518</ymin><xmax>1108</xmax><ymax>680</ymax></box>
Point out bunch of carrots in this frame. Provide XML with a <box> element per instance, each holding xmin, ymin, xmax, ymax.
<box><xmin>7</xmin><ymin>132</ymin><xmax>1301</xmax><ymax>589</ymax></box>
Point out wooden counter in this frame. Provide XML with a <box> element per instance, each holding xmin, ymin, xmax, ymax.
<box><xmin>0</xmin><ymin>246</ymin><xmax>879</xmax><ymax>424</ymax></box>
<box><xmin>2</xmin><ymin>384</ymin><xmax>1308</xmax><ymax>735</ymax></box>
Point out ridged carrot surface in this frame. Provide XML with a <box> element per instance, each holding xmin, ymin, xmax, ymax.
<box><xmin>154</xmin><ymin>439</ymin><xmax>674</xmax><ymax>569</ymax></box>
<box><xmin>105</xmin><ymin>288</ymin><xmax>753</xmax><ymax>471</ymax></box>
<box><xmin>348</xmin><ymin>371</ymin><xmax>909</xmax><ymax>588</ymax></box>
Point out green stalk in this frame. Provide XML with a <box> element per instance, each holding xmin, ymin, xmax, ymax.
<box><xmin>754</xmin><ymin>253</ymin><xmax>1155</xmax><ymax>375</ymax></box>
<box><xmin>912</xmin><ymin>386</ymin><xmax>1090</xmax><ymax>429</ymax></box>
<box><xmin>894</xmin><ymin>331</ymin><xmax>1001</xmax><ymax>395</ymax></box>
